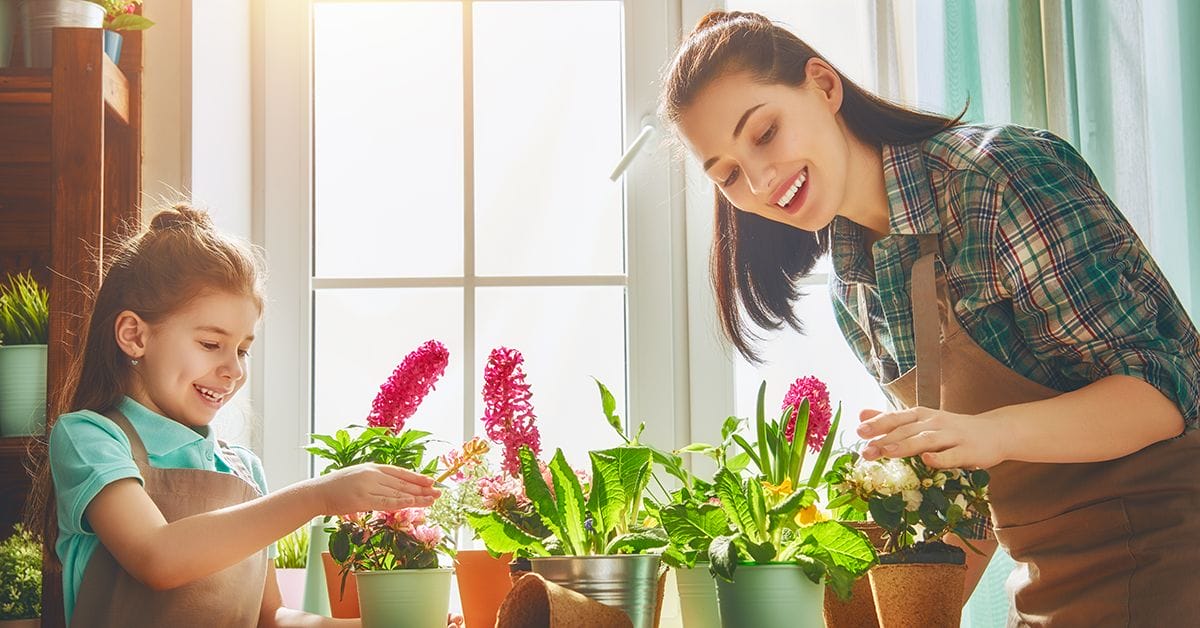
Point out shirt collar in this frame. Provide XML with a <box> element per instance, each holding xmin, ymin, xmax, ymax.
<box><xmin>830</xmin><ymin>141</ymin><xmax>943</xmax><ymax>285</ymax></box>
<box><xmin>118</xmin><ymin>396</ymin><xmax>215</xmax><ymax>457</ymax></box>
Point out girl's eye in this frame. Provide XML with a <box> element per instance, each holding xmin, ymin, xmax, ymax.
<box><xmin>722</xmin><ymin>167</ymin><xmax>740</xmax><ymax>187</ymax></box>
<box><xmin>200</xmin><ymin>341</ymin><xmax>219</xmax><ymax>351</ymax></box>
<box><xmin>756</xmin><ymin>124</ymin><xmax>776</xmax><ymax>145</ymax></box>
<box><xmin>238</xmin><ymin>349</ymin><xmax>251</xmax><ymax>359</ymax></box>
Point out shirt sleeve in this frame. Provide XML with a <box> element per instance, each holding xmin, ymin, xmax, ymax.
<box><xmin>49</xmin><ymin>412</ymin><xmax>143</xmax><ymax>535</ymax></box>
<box><xmin>990</xmin><ymin>132</ymin><xmax>1200</xmax><ymax>432</ymax></box>
<box><xmin>227</xmin><ymin>445</ymin><xmax>278</xmax><ymax>561</ymax></box>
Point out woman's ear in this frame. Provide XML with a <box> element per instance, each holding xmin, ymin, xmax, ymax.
<box><xmin>114</xmin><ymin>310</ymin><xmax>149</xmax><ymax>360</ymax></box>
<box><xmin>804</xmin><ymin>57</ymin><xmax>844</xmax><ymax>114</ymax></box>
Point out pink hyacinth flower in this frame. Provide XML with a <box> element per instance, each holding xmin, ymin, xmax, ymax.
<box><xmin>480</xmin><ymin>347</ymin><xmax>542</xmax><ymax>476</ymax></box>
<box><xmin>368</xmin><ymin>339</ymin><xmax>450</xmax><ymax>432</ymax></box>
<box><xmin>781</xmin><ymin>375</ymin><xmax>833</xmax><ymax>453</ymax></box>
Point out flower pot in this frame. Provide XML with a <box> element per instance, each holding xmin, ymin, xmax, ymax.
<box><xmin>354</xmin><ymin>568</ymin><xmax>453</xmax><ymax>628</ymax></box>
<box><xmin>320</xmin><ymin>551</ymin><xmax>359</xmax><ymax>618</ymax></box>
<box><xmin>1</xmin><ymin>0</ymin><xmax>16</xmax><ymax>67</ymax></box>
<box><xmin>529</xmin><ymin>554</ymin><xmax>661</xmax><ymax>628</ymax></box>
<box><xmin>714</xmin><ymin>564</ymin><xmax>824</xmax><ymax>628</ymax></box>
<box><xmin>869</xmin><ymin>542</ymin><xmax>966</xmax><ymax>628</ymax></box>
<box><xmin>455</xmin><ymin>550</ymin><xmax>511</xmax><ymax>628</ymax></box>
<box><xmin>302</xmin><ymin>519</ymin><xmax>331</xmax><ymax>616</ymax></box>
<box><xmin>275</xmin><ymin>567</ymin><xmax>306</xmax><ymax>610</ymax></box>
<box><xmin>823</xmin><ymin>521</ymin><xmax>887</xmax><ymax>628</ymax></box>
<box><xmin>675</xmin><ymin>563</ymin><xmax>720</xmax><ymax>628</ymax></box>
<box><xmin>101</xmin><ymin>28</ymin><xmax>120</xmax><ymax>63</ymax></box>
<box><xmin>0</xmin><ymin>344</ymin><xmax>47</xmax><ymax>436</ymax></box>
<box><xmin>17</xmin><ymin>0</ymin><xmax>103</xmax><ymax>68</ymax></box>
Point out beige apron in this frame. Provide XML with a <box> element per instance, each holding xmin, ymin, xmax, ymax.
<box><xmin>882</xmin><ymin>236</ymin><xmax>1200</xmax><ymax>627</ymax></box>
<box><xmin>70</xmin><ymin>411</ymin><xmax>268</xmax><ymax>627</ymax></box>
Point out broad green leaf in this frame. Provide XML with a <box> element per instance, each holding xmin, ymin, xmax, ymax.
<box><xmin>767</xmin><ymin>486</ymin><xmax>818</xmax><ymax>516</ymax></box>
<box><xmin>745</xmin><ymin>538</ymin><xmax>777</xmax><ymax>563</ymax></box>
<box><xmin>519</xmin><ymin>446</ymin><xmax>566</xmax><ymax>545</ymax></box>
<box><xmin>464</xmin><ymin>510</ymin><xmax>548</xmax><ymax>556</ymax></box>
<box><xmin>721</xmin><ymin>416</ymin><xmax>742</xmax><ymax>442</ymax></box>
<box><xmin>605</xmin><ymin>528</ymin><xmax>668</xmax><ymax>555</ymax></box>
<box><xmin>593</xmin><ymin>378</ymin><xmax>624</xmax><ymax>438</ymax></box>
<box><xmin>587</xmin><ymin>446</ymin><xmax>653</xmax><ymax>538</ymax></box>
<box><xmin>747</xmin><ymin>480</ymin><xmax>768</xmax><ymax>541</ymax></box>
<box><xmin>869</xmin><ymin>498</ymin><xmax>903</xmax><ymax>532</ymax></box>
<box><xmin>548</xmin><ymin>449</ymin><xmax>588</xmax><ymax>555</ymax></box>
<box><xmin>726</xmin><ymin>452</ymin><xmax>751</xmax><ymax>474</ymax></box>
<box><xmin>660</xmin><ymin>503</ymin><xmax>729</xmax><ymax>551</ymax></box>
<box><xmin>714</xmin><ymin>468</ymin><xmax>757</xmax><ymax>539</ymax></box>
<box><xmin>708</xmin><ymin>534</ymin><xmax>741</xmax><ymax>581</ymax></box>
<box><xmin>795</xmin><ymin>521</ymin><xmax>877</xmax><ymax>579</ymax></box>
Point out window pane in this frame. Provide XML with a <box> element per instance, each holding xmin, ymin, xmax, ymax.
<box><xmin>314</xmin><ymin>3</ymin><xmax>464</xmax><ymax>278</ymax></box>
<box><xmin>313</xmin><ymin>289</ymin><xmax>464</xmax><ymax>447</ymax></box>
<box><xmin>473</xmin><ymin>2</ymin><xmax>625</xmax><ymax>277</ymax></box>
<box><xmin>475</xmin><ymin>286</ymin><xmax>626</xmax><ymax>470</ymax></box>
<box><xmin>734</xmin><ymin>290</ymin><xmax>888</xmax><ymax>451</ymax></box>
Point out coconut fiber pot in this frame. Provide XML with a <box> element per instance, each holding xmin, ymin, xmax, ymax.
<box><xmin>868</xmin><ymin>541</ymin><xmax>967</xmax><ymax>628</ymax></box>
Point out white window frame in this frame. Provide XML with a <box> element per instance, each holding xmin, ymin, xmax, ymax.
<box><xmin>252</xmin><ymin>0</ymin><xmax>691</xmax><ymax>488</ymax></box>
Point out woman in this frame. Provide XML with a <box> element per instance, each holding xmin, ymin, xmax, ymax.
<box><xmin>661</xmin><ymin>11</ymin><xmax>1200</xmax><ymax>625</ymax></box>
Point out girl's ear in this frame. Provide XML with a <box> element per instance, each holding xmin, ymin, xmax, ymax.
<box><xmin>114</xmin><ymin>310</ymin><xmax>149</xmax><ymax>360</ymax></box>
<box><xmin>804</xmin><ymin>57</ymin><xmax>844</xmax><ymax>114</ymax></box>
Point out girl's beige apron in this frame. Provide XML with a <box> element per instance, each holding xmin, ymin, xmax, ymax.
<box><xmin>70</xmin><ymin>411</ymin><xmax>267</xmax><ymax>627</ymax></box>
<box><xmin>881</xmin><ymin>236</ymin><xmax>1200</xmax><ymax>627</ymax></box>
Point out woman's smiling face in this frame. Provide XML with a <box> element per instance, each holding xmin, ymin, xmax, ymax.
<box><xmin>676</xmin><ymin>60</ymin><xmax>852</xmax><ymax>232</ymax></box>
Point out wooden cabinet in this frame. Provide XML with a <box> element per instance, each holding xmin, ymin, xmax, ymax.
<box><xmin>0</xmin><ymin>27</ymin><xmax>142</xmax><ymax>628</ymax></box>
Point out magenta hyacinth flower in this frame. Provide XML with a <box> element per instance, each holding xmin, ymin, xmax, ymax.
<box><xmin>481</xmin><ymin>347</ymin><xmax>542</xmax><ymax>476</ymax></box>
<box><xmin>781</xmin><ymin>375</ymin><xmax>833</xmax><ymax>453</ymax></box>
<box><xmin>367</xmin><ymin>339</ymin><xmax>450</xmax><ymax>432</ymax></box>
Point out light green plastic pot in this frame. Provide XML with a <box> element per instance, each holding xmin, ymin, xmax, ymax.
<box><xmin>676</xmin><ymin>563</ymin><xmax>721</xmax><ymax>628</ymax></box>
<box><xmin>354</xmin><ymin>567</ymin><xmax>453</xmax><ymax>628</ymax></box>
<box><xmin>714</xmin><ymin>564</ymin><xmax>825</xmax><ymax>628</ymax></box>
<box><xmin>301</xmin><ymin>518</ymin><xmax>331</xmax><ymax>616</ymax></box>
<box><xmin>0</xmin><ymin>344</ymin><xmax>47</xmax><ymax>436</ymax></box>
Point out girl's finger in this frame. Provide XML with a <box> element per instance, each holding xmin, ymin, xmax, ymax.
<box><xmin>858</xmin><ymin>407</ymin><xmax>927</xmax><ymax>438</ymax></box>
<box><xmin>859</xmin><ymin>408</ymin><xmax>884</xmax><ymax>423</ymax></box>
<box><xmin>377</xmin><ymin>465</ymin><xmax>436</xmax><ymax>485</ymax></box>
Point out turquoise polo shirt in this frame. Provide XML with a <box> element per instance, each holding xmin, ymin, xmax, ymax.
<box><xmin>48</xmin><ymin>396</ymin><xmax>274</xmax><ymax>623</ymax></box>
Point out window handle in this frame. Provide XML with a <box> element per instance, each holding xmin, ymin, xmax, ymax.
<box><xmin>609</xmin><ymin>118</ymin><xmax>657</xmax><ymax>182</ymax></box>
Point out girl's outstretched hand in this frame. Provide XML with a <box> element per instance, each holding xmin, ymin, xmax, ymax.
<box><xmin>308</xmin><ymin>463</ymin><xmax>440</xmax><ymax>516</ymax></box>
<box><xmin>856</xmin><ymin>407</ymin><xmax>1009</xmax><ymax>470</ymax></box>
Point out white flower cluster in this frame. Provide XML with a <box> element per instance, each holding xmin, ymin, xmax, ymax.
<box><xmin>842</xmin><ymin>459</ymin><xmax>967</xmax><ymax>513</ymax></box>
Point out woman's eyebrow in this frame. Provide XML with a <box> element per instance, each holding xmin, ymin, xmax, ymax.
<box><xmin>704</xmin><ymin>103</ymin><xmax>767</xmax><ymax>172</ymax></box>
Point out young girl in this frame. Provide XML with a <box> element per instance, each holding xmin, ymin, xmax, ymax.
<box><xmin>661</xmin><ymin>11</ymin><xmax>1200</xmax><ymax>625</ymax></box>
<box><xmin>33</xmin><ymin>205</ymin><xmax>456</xmax><ymax>627</ymax></box>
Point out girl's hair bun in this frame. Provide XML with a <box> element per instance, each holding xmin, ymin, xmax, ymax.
<box><xmin>149</xmin><ymin>203</ymin><xmax>214</xmax><ymax>233</ymax></box>
<box><xmin>693</xmin><ymin>10</ymin><xmax>771</xmax><ymax>34</ymax></box>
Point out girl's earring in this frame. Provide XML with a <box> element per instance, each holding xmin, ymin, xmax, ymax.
<box><xmin>130</xmin><ymin>358</ymin><xmax>140</xmax><ymax>366</ymax></box>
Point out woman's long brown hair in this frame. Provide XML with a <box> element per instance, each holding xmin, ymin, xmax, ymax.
<box><xmin>24</xmin><ymin>203</ymin><xmax>266</xmax><ymax>563</ymax></box>
<box><xmin>660</xmin><ymin>11</ymin><xmax>964</xmax><ymax>363</ymax></box>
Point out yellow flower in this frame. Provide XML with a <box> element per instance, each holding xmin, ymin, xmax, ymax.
<box><xmin>795</xmin><ymin>504</ymin><xmax>829</xmax><ymax>526</ymax></box>
<box><xmin>761</xmin><ymin>478</ymin><xmax>794</xmax><ymax>497</ymax></box>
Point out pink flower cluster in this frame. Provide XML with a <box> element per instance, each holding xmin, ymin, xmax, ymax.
<box><xmin>481</xmin><ymin>347</ymin><xmax>541</xmax><ymax>476</ymax></box>
<box><xmin>781</xmin><ymin>375</ymin><xmax>833</xmax><ymax>453</ymax></box>
<box><xmin>377</xmin><ymin>508</ymin><xmax>443</xmax><ymax>548</ymax></box>
<box><xmin>368</xmin><ymin>339</ymin><xmax>450</xmax><ymax>432</ymax></box>
<box><xmin>477</xmin><ymin>474</ymin><xmax>529</xmax><ymax>511</ymax></box>
<box><xmin>438</xmin><ymin>437</ymin><xmax>489</xmax><ymax>482</ymax></box>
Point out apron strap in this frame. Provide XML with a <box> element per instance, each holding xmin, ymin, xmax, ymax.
<box><xmin>102</xmin><ymin>410</ymin><xmax>153</xmax><ymax>468</ymax></box>
<box><xmin>912</xmin><ymin>236</ymin><xmax>942</xmax><ymax>410</ymax></box>
<box><xmin>214</xmin><ymin>440</ymin><xmax>261</xmax><ymax>494</ymax></box>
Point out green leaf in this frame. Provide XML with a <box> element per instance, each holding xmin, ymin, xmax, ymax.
<box><xmin>746</xmin><ymin>479</ymin><xmax>768</xmax><ymax>541</ymax></box>
<box><xmin>605</xmin><ymin>528</ymin><xmax>668</xmax><ymax>555</ymax></box>
<box><xmin>730</xmin><ymin>434</ymin><xmax>762</xmax><ymax>472</ymax></box>
<box><xmin>970</xmin><ymin>469</ymin><xmax>991</xmax><ymax>488</ymax></box>
<box><xmin>714</xmin><ymin>468</ymin><xmax>757</xmax><ymax>539</ymax></box>
<box><xmin>787</xmin><ymin>400</ymin><xmax>810</xmax><ymax>484</ymax></box>
<box><xmin>745</xmin><ymin>538</ymin><xmax>777</xmax><ymax>563</ymax></box>
<box><xmin>106</xmin><ymin>13</ymin><xmax>155</xmax><ymax>30</ymax></box>
<box><xmin>721</xmin><ymin>416</ymin><xmax>742</xmax><ymax>442</ymax></box>
<box><xmin>869</xmin><ymin>498</ymin><xmax>903</xmax><ymax>532</ymax></box>
<box><xmin>548</xmin><ymin>449</ymin><xmax>588</xmax><ymax>555</ymax></box>
<box><xmin>708</xmin><ymin>534</ymin><xmax>741</xmax><ymax>581</ymax></box>
<box><xmin>660</xmin><ymin>503</ymin><xmax>729</xmax><ymax>552</ymax></box>
<box><xmin>807</xmin><ymin>403</ymin><xmax>842</xmax><ymax>488</ymax></box>
<box><xmin>678</xmin><ymin>443</ymin><xmax>717</xmax><ymax>454</ymax></box>
<box><xmin>587</xmin><ymin>446</ymin><xmax>653</xmax><ymax>539</ymax></box>
<box><xmin>767</xmin><ymin>486</ymin><xmax>818</xmax><ymax>516</ymax></box>
<box><xmin>798</xmin><ymin>521</ymin><xmax>878</xmax><ymax>579</ymax></box>
<box><xmin>519</xmin><ymin>446</ymin><xmax>566</xmax><ymax>544</ymax></box>
<box><xmin>593</xmin><ymin>378</ymin><xmax>624</xmax><ymax>438</ymax></box>
<box><xmin>465</xmin><ymin>510</ymin><xmax>547</xmax><ymax>556</ymax></box>
<box><xmin>726</xmin><ymin>452</ymin><xmax>751</xmax><ymax>474</ymax></box>
<box><xmin>328</xmin><ymin>530</ymin><xmax>350</xmax><ymax>563</ymax></box>
<box><xmin>755</xmin><ymin>381</ymin><xmax>771</xmax><ymax>483</ymax></box>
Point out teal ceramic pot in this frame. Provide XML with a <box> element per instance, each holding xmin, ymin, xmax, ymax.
<box><xmin>714</xmin><ymin>564</ymin><xmax>825</xmax><ymax>628</ymax></box>
<box><xmin>102</xmin><ymin>29</ymin><xmax>121</xmax><ymax>64</ymax></box>
<box><xmin>0</xmin><ymin>344</ymin><xmax>47</xmax><ymax>436</ymax></box>
<box><xmin>675</xmin><ymin>563</ymin><xmax>721</xmax><ymax>628</ymax></box>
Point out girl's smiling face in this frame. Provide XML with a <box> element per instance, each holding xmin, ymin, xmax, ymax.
<box><xmin>117</xmin><ymin>290</ymin><xmax>260</xmax><ymax>428</ymax></box>
<box><xmin>676</xmin><ymin>60</ymin><xmax>852</xmax><ymax>232</ymax></box>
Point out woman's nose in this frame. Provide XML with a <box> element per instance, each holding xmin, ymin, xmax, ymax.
<box><xmin>746</xmin><ymin>164</ymin><xmax>776</xmax><ymax>198</ymax></box>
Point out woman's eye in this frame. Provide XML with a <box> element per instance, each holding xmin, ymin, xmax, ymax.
<box><xmin>200</xmin><ymin>342</ymin><xmax>219</xmax><ymax>351</ymax></box>
<box><xmin>756</xmin><ymin>125</ymin><xmax>776</xmax><ymax>145</ymax></box>
<box><xmin>722</xmin><ymin>167</ymin><xmax>740</xmax><ymax>187</ymax></box>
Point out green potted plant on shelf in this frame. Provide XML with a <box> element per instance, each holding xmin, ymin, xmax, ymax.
<box><xmin>0</xmin><ymin>272</ymin><xmax>49</xmax><ymax>437</ymax></box>
<box><xmin>274</xmin><ymin>525</ymin><xmax>308</xmax><ymax>611</ymax></box>
<box><xmin>0</xmin><ymin>525</ymin><xmax>42</xmax><ymax>628</ymax></box>
<box><xmin>826</xmin><ymin>452</ymin><xmax>991</xmax><ymax>628</ymax></box>
<box><xmin>90</xmin><ymin>0</ymin><xmax>154</xmax><ymax>64</ymax></box>
<box><xmin>666</xmin><ymin>378</ymin><xmax>877</xmax><ymax>628</ymax></box>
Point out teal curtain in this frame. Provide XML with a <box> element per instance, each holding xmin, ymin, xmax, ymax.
<box><xmin>929</xmin><ymin>2</ymin><xmax>1200</xmax><ymax>627</ymax></box>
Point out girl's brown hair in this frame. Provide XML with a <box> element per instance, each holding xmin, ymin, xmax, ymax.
<box><xmin>660</xmin><ymin>11</ymin><xmax>963</xmax><ymax>363</ymax></box>
<box><xmin>26</xmin><ymin>203</ymin><xmax>266</xmax><ymax>556</ymax></box>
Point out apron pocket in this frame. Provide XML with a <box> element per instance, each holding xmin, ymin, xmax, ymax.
<box><xmin>994</xmin><ymin>497</ymin><xmax>1134</xmax><ymax>626</ymax></box>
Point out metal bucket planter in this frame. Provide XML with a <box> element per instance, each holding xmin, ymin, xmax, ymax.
<box><xmin>17</xmin><ymin>0</ymin><xmax>103</xmax><ymax>68</ymax></box>
<box><xmin>529</xmin><ymin>554</ymin><xmax>661</xmax><ymax>628</ymax></box>
<box><xmin>675</xmin><ymin>563</ymin><xmax>720</xmax><ymax>628</ymax></box>
<box><xmin>354</xmin><ymin>568</ymin><xmax>454</xmax><ymax>628</ymax></box>
<box><xmin>0</xmin><ymin>344</ymin><xmax>46</xmax><ymax>436</ymax></box>
<box><xmin>714</xmin><ymin>564</ymin><xmax>825</xmax><ymax>628</ymax></box>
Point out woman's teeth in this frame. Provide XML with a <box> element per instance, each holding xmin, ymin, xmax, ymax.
<box><xmin>195</xmin><ymin>385</ymin><xmax>225</xmax><ymax>402</ymax></box>
<box><xmin>776</xmin><ymin>168</ymin><xmax>808</xmax><ymax>208</ymax></box>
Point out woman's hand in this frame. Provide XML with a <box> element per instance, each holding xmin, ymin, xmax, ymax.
<box><xmin>308</xmin><ymin>463</ymin><xmax>440</xmax><ymax>516</ymax></box>
<box><xmin>856</xmin><ymin>407</ymin><xmax>1010</xmax><ymax>469</ymax></box>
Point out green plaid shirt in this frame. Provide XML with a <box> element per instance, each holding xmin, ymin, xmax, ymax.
<box><xmin>830</xmin><ymin>124</ymin><xmax>1200</xmax><ymax>432</ymax></box>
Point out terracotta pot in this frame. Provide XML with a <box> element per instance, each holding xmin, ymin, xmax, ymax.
<box><xmin>868</xmin><ymin>541</ymin><xmax>966</xmax><ymax>628</ymax></box>
<box><xmin>455</xmin><ymin>550</ymin><xmax>512</xmax><ymax>628</ymax></box>
<box><xmin>321</xmin><ymin>551</ymin><xmax>360</xmax><ymax>618</ymax></box>
<box><xmin>823</xmin><ymin>521</ymin><xmax>887</xmax><ymax>628</ymax></box>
